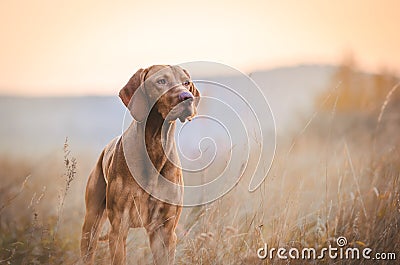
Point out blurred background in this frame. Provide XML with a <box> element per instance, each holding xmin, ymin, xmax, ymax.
<box><xmin>1</xmin><ymin>1</ymin><xmax>399</xmax><ymax>264</ymax></box>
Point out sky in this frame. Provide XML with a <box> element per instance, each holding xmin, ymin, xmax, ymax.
<box><xmin>0</xmin><ymin>0</ymin><xmax>399</xmax><ymax>96</ymax></box>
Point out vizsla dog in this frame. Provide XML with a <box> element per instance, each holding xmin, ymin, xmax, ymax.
<box><xmin>81</xmin><ymin>65</ymin><xmax>200</xmax><ymax>265</ymax></box>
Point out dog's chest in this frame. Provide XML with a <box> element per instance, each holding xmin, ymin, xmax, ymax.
<box><xmin>127</xmin><ymin>191</ymin><xmax>175</xmax><ymax>229</ymax></box>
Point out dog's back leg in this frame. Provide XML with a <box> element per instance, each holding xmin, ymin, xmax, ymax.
<box><xmin>81</xmin><ymin>151</ymin><xmax>107</xmax><ymax>265</ymax></box>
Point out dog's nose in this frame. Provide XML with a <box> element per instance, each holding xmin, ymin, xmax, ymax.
<box><xmin>178</xmin><ymin>91</ymin><xmax>194</xmax><ymax>102</ymax></box>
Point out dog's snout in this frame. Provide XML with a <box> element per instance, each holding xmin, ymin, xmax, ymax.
<box><xmin>178</xmin><ymin>91</ymin><xmax>194</xmax><ymax>102</ymax></box>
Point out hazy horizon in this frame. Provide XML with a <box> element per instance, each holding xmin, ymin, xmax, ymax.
<box><xmin>0</xmin><ymin>63</ymin><xmax>379</xmax><ymax>97</ymax></box>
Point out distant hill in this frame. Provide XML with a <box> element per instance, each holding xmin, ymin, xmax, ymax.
<box><xmin>251</xmin><ymin>64</ymin><xmax>336</xmax><ymax>130</ymax></box>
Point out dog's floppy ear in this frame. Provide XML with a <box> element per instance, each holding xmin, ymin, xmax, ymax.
<box><xmin>119</xmin><ymin>68</ymin><xmax>149</xmax><ymax>122</ymax></box>
<box><xmin>182</xmin><ymin>68</ymin><xmax>200</xmax><ymax>107</ymax></box>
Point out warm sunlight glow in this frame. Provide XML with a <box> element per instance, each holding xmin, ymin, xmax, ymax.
<box><xmin>0</xmin><ymin>0</ymin><xmax>399</xmax><ymax>96</ymax></box>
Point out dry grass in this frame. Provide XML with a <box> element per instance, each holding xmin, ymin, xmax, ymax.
<box><xmin>1</xmin><ymin>88</ymin><xmax>400</xmax><ymax>264</ymax></box>
<box><xmin>0</xmin><ymin>138</ymin><xmax>80</xmax><ymax>264</ymax></box>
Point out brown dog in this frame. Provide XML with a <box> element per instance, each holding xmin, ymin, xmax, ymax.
<box><xmin>80</xmin><ymin>65</ymin><xmax>200</xmax><ymax>265</ymax></box>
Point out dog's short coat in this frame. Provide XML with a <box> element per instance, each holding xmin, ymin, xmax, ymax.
<box><xmin>80</xmin><ymin>65</ymin><xmax>200</xmax><ymax>265</ymax></box>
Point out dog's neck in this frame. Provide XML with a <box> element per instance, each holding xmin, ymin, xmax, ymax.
<box><xmin>144</xmin><ymin>108</ymin><xmax>174</xmax><ymax>139</ymax></box>
<box><xmin>144</xmin><ymin>108</ymin><xmax>175</xmax><ymax>144</ymax></box>
<box><xmin>142</xmin><ymin>107</ymin><xmax>177</xmax><ymax>170</ymax></box>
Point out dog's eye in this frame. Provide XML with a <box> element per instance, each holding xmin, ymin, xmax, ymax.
<box><xmin>183</xmin><ymin>80</ymin><xmax>191</xmax><ymax>86</ymax></box>
<box><xmin>157</xmin><ymin>79</ymin><xmax>166</xmax><ymax>85</ymax></box>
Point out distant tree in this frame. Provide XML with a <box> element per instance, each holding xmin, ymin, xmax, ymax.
<box><xmin>317</xmin><ymin>54</ymin><xmax>399</xmax><ymax>113</ymax></box>
<box><xmin>317</xmin><ymin>53</ymin><xmax>358</xmax><ymax>111</ymax></box>
<box><xmin>373</xmin><ymin>68</ymin><xmax>399</xmax><ymax>103</ymax></box>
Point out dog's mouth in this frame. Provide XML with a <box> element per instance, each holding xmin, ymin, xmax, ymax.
<box><xmin>178</xmin><ymin>109</ymin><xmax>195</xmax><ymax>122</ymax></box>
<box><xmin>169</xmin><ymin>102</ymin><xmax>195</xmax><ymax>123</ymax></box>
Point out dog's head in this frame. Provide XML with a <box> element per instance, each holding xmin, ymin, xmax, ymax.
<box><xmin>119</xmin><ymin>65</ymin><xmax>200</xmax><ymax>123</ymax></box>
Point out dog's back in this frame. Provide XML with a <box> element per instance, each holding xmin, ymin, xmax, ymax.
<box><xmin>101</xmin><ymin>136</ymin><xmax>119</xmax><ymax>184</ymax></box>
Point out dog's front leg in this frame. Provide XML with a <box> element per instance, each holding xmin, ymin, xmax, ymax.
<box><xmin>108</xmin><ymin>211</ymin><xmax>129</xmax><ymax>265</ymax></box>
<box><xmin>147</xmin><ymin>222</ymin><xmax>177</xmax><ymax>265</ymax></box>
